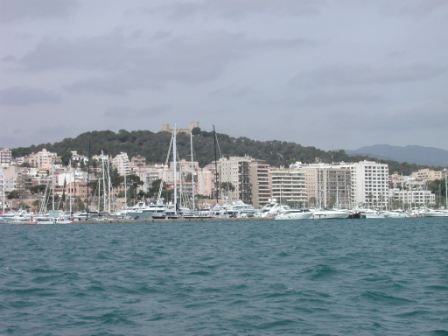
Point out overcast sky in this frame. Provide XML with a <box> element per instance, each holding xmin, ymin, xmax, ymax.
<box><xmin>1</xmin><ymin>0</ymin><xmax>447</xmax><ymax>150</ymax></box>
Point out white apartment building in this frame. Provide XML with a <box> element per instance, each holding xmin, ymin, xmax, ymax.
<box><xmin>340</xmin><ymin>161</ymin><xmax>389</xmax><ymax>209</ymax></box>
<box><xmin>271</xmin><ymin>168</ymin><xmax>307</xmax><ymax>207</ymax></box>
<box><xmin>390</xmin><ymin>188</ymin><xmax>436</xmax><ymax>207</ymax></box>
<box><xmin>112</xmin><ymin>152</ymin><xmax>131</xmax><ymax>176</ymax></box>
<box><xmin>0</xmin><ymin>148</ymin><xmax>12</xmax><ymax>166</ymax></box>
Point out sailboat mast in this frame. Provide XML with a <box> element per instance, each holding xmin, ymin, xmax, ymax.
<box><xmin>51</xmin><ymin>165</ymin><xmax>55</xmax><ymax>211</ymax></box>
<box><xmin>69</xmin><ymin>162</ymin><xmax>73</xmax><ymax>215</ymax></box>
<box><xmin>213</xmin><ymin>125</ymin><xmax>219</xmax><ymax>204</ymax></box>
<box><xmin>107</xmin><ymin>158</ymin><xmax>112</xmax><ymax>213</ymax></box>
<box><xmin>445</xmin><ymin>169</ymin><xmax>447</xmax><ymax>209</ymax></box>
<box><xmin>190</xmin><ymin>132</ymin><xmax>196</xmax><ymax>211</ymax></box>
<box><xmin>124</xmin><ymin>172</ymin><xmax>127</xmax><ymax>207</ymax></box>
<box><xmin>102</xmin><ymin>152</ymin><xmax>106</xmax><ymax>213</ymax></box>
<box><xmin>173</xmin><ymin>125</ymin><xmax>177</xmax><ymax>215</ymax></box>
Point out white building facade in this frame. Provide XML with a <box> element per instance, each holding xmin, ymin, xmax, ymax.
<box><xmin>340</xmin><ymin>161</ymin><xmax>389</xmax><ymax>209</ymax></box>
<box><xmin>271</xmin><ymin>168</ymin><xmax>307</xmax><ymax>207</ymax></box>
<box><xmin>112</xmin><ymin>152</ymin><xmax>131</xmax><ymax>176</ymax></box>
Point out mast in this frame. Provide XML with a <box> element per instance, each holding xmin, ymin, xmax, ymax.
<box><xmin>107</xmin><ymin>160</ymin><xmax>112</xmax><ymax>213</ymax></box>
<box><xmin>444</xmin><ymin>169</ymin><xmax>448</xmax><ymax>210</ymax></box>
<box><xmin>213</xmin><ymin>125</ymin><xmax>219</xmax><ymax>204</ymax></box>
<box><xmin>98</xmin><ymin>178</ymin><xmax>101</xmax><ymax>212</ymax></box>
<box><xmin>124</xmin><ymin>172</ymin><xmax>127</xmax><ymax>207</ymax></box>
<box><xmin>86</xmin><ymin>138</ymin><xmax>91</xmax><ymax>216</ymax></box>
<box><xmin>101</xmin><ymin>152</ymin><xmax>106</xmax><ymax>213</ymax></box>
<box><xmin>69</xmin><ymin>161</ymin><xmax>73</xmax><ymax>215</ymax></box>
<box><xmin>173</xmin><ymin>125</ymin><xmax>177</xmax><ymax>214</ymax></box>
<box><xmin>190</xmin><ymin>132</ymin><xmax>196</xmax><ymax>211</ymax></box>
<box><xmin>51</xmin><ymin>165</ymin><xmax>55</xmax><ymax>211</ymax></box>
<box><xmin>157</xmin><ymin>133</ymin><xmax>174</xmax><ymax>204</ymax></box>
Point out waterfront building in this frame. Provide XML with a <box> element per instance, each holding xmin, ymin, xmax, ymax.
<box><xmin>217</xmin><ymin>156</ymin><xmax>252</xmax><ymax>204</ymax></box>
<box><xmin>249</xmin><ymin>160</ymin><xmax>271</xmax><ymax>208</ymax></box>
<box><xmin>271</xmin><ymin>167</ymin><xmax>307</xmax><ymax>207</ymax></box>
<box><xmin>340</xmin><ymin>161</ymin><xmax>389</xmax><ymax>209</ymax></box>
<box><xmin>0</xmin><ymin>148</ymin><xmax>12</xmax><ymax>166</ymax></box>
<box><xmin>112</xmin><ymin>152</ymin><xmax>131</xmax><ymax>176</ymax></box>
<box><xmin>291</xmin><ymin>163</ymin><xmax>351</xmax><ymax>208</ymax></box>
<box><xmin>25</xmin><ymin>149</ymin><xmax>59</xmax><ymax>170</ymax></box>
<box><xmin>390</xmin><ymin>188</ymin><xmax>436</xmax><ymax>208</ymax></box>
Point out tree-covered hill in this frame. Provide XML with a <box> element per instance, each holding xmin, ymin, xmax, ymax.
<box><xmin>12</xmin><ymin>127</ymin><xmax>427</xmax><ymax>174</ymax></box>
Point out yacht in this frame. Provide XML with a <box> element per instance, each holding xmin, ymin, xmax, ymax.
<box><xmin>421</xmin><ymin>208</ymin><xmax>448</xmax><ymax>217</ymax></box>
<box><xmin>312</xmin><ymin>209</ymin><xmax>351</xmax><ymax>219</ymax></box>
<box><xmin>383</xmin><ymin>210</ymin><xmax>407</xmax><ymax>218</ymax></box>
<box><xmin>259</xmin><ymin>200</ymin><xmax>290</xmax><ymax>218</ymax></box>
<box><xmin>358</xmin><ymin>209</ymin><xmax>386</xmax><ymax>219</ymax></box>
<box><xmin>0</xmin><ymin>210</ymin><xmax>34</xmax><ymax>224</ymax></box>
<box><xmin>275</xmin><ymin>209</ymin><xmax>313</xmax><ymax>220</ymax></box>
<box><xmin>119</xmin><ymin>201</ymin><xmax>166</xmax><ymax>220</ymax></box>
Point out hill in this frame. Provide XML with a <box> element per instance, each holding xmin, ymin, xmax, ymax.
<box><xmin>349</xmin><ymin>145</ymin><xmax>448</xmax><ymax>167</ymax></box>
<box><xmin>11</xmin><ymin>128</ymin><xmax>427</xmax><ymax>175</ymax></box>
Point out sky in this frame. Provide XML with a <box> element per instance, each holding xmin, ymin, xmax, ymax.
<box><xmin>0</xmin><ymin>0</ymin><xmax>447</xmax><ymax>150</ymax></box>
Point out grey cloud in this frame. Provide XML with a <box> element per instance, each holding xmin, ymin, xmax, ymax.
<box><xmin>54</xmin><ymin>32</ymin><xmax>313</xmax><ymax>95</ymax></box>
<box><xmin>291</xmin><ymin>64</ymin><xmax>446</xmax><ymax>88</ymax></box>
<box><xmin>380</xmin><ymin>0</ymin><xmax>448</xmax><ymax>18</ymax></box>
<box><xmin>329</xmin><ymin>105</ymin><xmax>448</xmax><ymax>133</ymax></box>
<box><xmin>296</xmin><ymin>91</ymin><xmax>381</xmax><ymax>108</ymax></box>
<box><xmin>104</xmin><ymin>106</ymin><xmax>170</xmax><ymax>118</ymax></box>
<box><xmin>0</xmin><ymin>0</ymin><xmax>77</xmax><ymax>23</ymax></box>
<box><xmin>0</xmin><ymin>87</ymin><xmax>60</xmax><ymax>105</ymax></box>
<box><xmin>147</xmin><ymin>0</ymin><xmax>322</xmax><ymax>20</ymax></box>
<box><xmin>20</xmin><ymin>32</ymin><xmax>131</xmax><ymax>72</ymax></box>
<box><xmin>210</xmin><ymin>85</ymin><xmax>253</xmax><ymax>98</ymax></box>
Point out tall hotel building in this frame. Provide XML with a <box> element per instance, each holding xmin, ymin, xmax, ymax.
<box><xmin>340</xmin><ymin>161</ymin><xmax>389</xmax><ymax>209</ymax></box>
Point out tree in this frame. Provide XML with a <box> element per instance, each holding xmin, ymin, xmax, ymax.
<box><xmin>29</xmin><ymin>185</ymin><xmax>47</xmax><ymax>195</ymax></box>
<box><xmin>7</xmin><ymin>190</ymin><xmax>20</xmax><ymax>200</ymax></box>
<box><xmin>220</xmin><ymin>182</ymin><xmax>235</xmax><ymax>192</ymax></box>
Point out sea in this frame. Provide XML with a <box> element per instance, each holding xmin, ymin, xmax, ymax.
<box><xmin>0</xmin><ymin>218</ymin><xmax>447</xmax><ymax>336</ymax></box>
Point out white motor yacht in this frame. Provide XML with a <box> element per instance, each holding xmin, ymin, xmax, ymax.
<box><xmin>312</xmin><ymin>209</ymin><xmax>351</xmax><ymax>219</ymax></box>
<box><xmin>383</xmin><ymin>210</ymin><xmax>407</xmax><ymax>218</ymax></box>
<box><xmin>275</xmin><ymin>209</ymin><xmax>313</xmax><ymax>220</ymax></box>
<box><xmin>421</xmin><ymin>208</ymin><xmax>448</xmax><ymax>217</ymax></box>
<box><xmin>359</xmin><ymin>209</ymin><xmax>386</xmax><ymax>219</ymax></box>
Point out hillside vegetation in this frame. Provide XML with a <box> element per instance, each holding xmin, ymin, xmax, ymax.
<box><xmin>12</xmin><ymin>128</ymin><xmax>426</xmax><ymax>174</ymax></box>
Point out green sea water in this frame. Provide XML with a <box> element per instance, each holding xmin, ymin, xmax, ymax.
<box><xmin>1</xmin><ymin>218</ymin><xmax>447</xmax><ymax>335</ymax></box>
